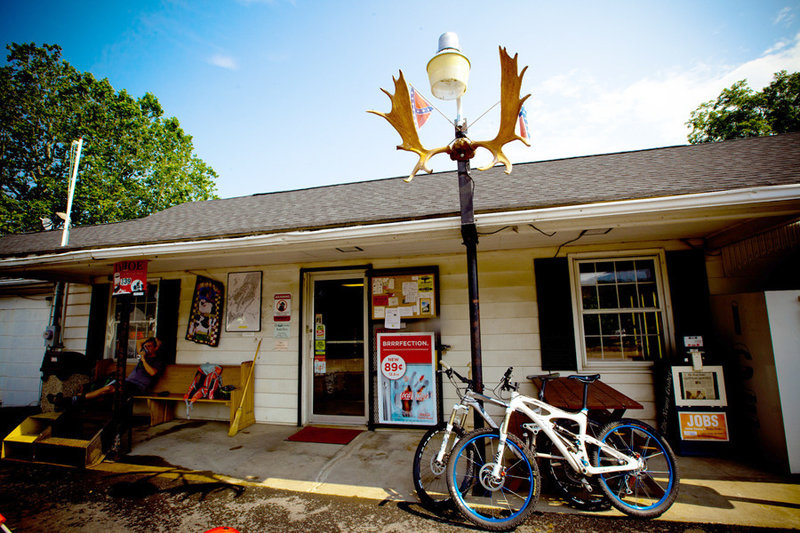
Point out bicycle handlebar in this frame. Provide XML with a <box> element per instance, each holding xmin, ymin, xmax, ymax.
<box><xmin>439</xmin><ymin>360</ymin><xmax>473</xmax><ymax>387</ymax></box>
<box><xmin>499</xmin><ymin>366</ymin><xmax>518</xmax><ymax>392</ymax></box>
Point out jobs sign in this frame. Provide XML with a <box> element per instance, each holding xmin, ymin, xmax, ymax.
<box><xmin>113</xmin><ymin>260</ymin><xmax>148</xmax><ymax>297</ymax></box>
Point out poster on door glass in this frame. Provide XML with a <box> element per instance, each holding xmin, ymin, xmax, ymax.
<box><xmin>377</xmin><ymin>332</ymin><xmax>437</xmax><ymax>425</ymax></box>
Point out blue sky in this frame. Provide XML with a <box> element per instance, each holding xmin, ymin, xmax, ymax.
<box><xmin>2</xmin><ymin>1</ymin><xmax>799</xmax><ymax>199</ymax></box>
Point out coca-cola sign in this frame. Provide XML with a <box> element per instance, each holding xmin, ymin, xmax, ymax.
<box><xmin>377</xmin><ymin>332</ymin><xmax>437</xmax><ymax>426</ymax></box>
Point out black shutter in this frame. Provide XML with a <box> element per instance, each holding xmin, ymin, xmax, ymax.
<box><xmin>85</xmin><ymin>283</ymin><xmax>110</xmax><ymax>361</ymax></box>
<box><xmin>156</xmin><ymin>279</ymin><xmax>181</xmax><ymax>364</ymax></box>
<box><xmin>534</xmin><ymin>258</ymin><xmax>578</xmax><ymax>371</ymax></box>
<box><xmin>665</xmin><ymin>250</ymin><xmax>712</xmax><ymax>360</ymax></box>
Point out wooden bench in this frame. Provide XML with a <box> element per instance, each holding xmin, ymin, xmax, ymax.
<box><xmin>528</xmin><ymin>375</ymin><xmax>643</xmax><ymax>422</ymax></box>
<box><xmin>131</xmin><ymin>361</ymin><xmax>254</xmax><ymax>433</ymax></box>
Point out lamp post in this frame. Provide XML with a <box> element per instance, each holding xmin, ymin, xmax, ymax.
<box><xmin>371</xmin><ymin>34</ymin><xmax>530</xmax><ymax>423</ymax></box>
<box><xmin>426</xmin><ymin>33</ymin><xmax>484</xmax><ymax>397</ymax></box>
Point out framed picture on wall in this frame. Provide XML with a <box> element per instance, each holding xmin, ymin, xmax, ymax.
<box><xmin>225</xmin><ymin>271</ymin><xmax>263</xmax><ymax>332</ymax></box>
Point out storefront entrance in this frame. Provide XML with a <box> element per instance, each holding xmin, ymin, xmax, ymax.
<box><xmin>305</xmin><ymin>271</ymin><xmax>368</xmax><ymax>425</ymax></box>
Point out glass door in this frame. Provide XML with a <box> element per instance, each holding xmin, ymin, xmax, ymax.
<box><xmin>306</xmin><ymin>272</ymin><xmax>367</xmax><ymax>425</ymax></box>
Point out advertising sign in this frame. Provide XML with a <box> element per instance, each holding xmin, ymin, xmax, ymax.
<box><xmin>113</xmin><ymin>260</ymin><xmax>148</xmax><ymax>297</ymax></box>
<box><xmin>678</xmin><ymin>412</ymin><xmax>730</xmax><ymax>441</ymax></box>
<box><xmin>377</xmin><ymin>332</ymin><xmax>437</xmax><ymax>425</ymax></box>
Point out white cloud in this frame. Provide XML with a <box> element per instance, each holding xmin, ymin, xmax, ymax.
<box><xmin>208</xmin><ymin>53</ymin><xmax>239</xmax><ymax>70</ymax></box>
<box><xmin>524</xmin><ymin>33</ymin><xmax>800</xmax><ymax>163</ymax></box>
<box><xmin>775</xmin><ymin>6</ymin><xmax>794</xmax><ymax>26</ymax></box>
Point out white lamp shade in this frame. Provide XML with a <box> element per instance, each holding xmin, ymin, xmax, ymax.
<box><xmin>426</xmin><ymin>50</ymin><xmax>470</xmax><ymax>101</ymax></box>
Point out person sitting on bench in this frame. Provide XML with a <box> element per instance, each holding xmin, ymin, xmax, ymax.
<box><xmin>50</xmin><ymin>337</ymin><xmax>166</xmax><ymax>409</ymax></box>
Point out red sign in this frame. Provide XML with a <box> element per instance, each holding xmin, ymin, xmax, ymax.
<box><xmin>377</xmin><ymin>332</ymin><xmax>437</xmax><ymax>426</ymax></box>
<box><xmin>113</xmin><ymin>260</ymin><xmax>148</xmax><ymax>297</ymax></box>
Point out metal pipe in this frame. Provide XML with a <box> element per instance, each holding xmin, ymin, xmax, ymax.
<box><xmin>61</xmin><ymin>138</ymin><xmax>83</xmax><ymax>247</ymax></box>
<box><xmin>456</xmin><ymin>129</ymin><xmax>484</xmax><ymax>428</ymax></box>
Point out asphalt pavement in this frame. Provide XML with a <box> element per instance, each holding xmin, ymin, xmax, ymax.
<box><xmin>1</xmin><ymin>409</ymin><xmax>799</xmax><ymax>532</ymax></box>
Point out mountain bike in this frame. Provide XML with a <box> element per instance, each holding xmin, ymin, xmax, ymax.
<box><xmin>412</xmin><ymin>361</ymin><xmax>507</xmax><ymax>510</ymax></box>
<box><xmin>523</xmin><ymin>373</ymin><xmax>610</xmax><ymax>512</ymax></box>
<box><xmin>413</xmin><ymin>364</ymin><xmax>609</xmax><ymax>513</ymax></box>
<box><xmin>446</xmin><ymin>369</ymin><xmax>679</xmax><ymax>531</ymax></box>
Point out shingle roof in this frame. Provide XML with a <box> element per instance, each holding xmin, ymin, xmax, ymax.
<box><xmin>2</xmin><ymin>133</ymin><xmax>799</xmax><ymax>257</ymax></box>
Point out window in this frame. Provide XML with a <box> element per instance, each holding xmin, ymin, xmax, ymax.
<box><xmin>573</xmin><ymin>256</ymin><xmax>667</xmax><ymax>363</ymax></box>
<box><xmin>105</xmin><ymin>281</ymin><xmax>159</xmax><ymax>359</ymax></box>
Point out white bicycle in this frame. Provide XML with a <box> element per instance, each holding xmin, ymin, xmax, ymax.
<box><xmin>445</xmin><ymin>368</ymin><xmax>679</xmax><ymax>530</ymax></box>
<box><xmin>413</xmin><ymin>364</ymin><xmax>609</xmax><ymax>512</ymax></box>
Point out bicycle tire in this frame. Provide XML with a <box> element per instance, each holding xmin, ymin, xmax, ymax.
<box><xmin>447</xmin><ymin>428</ymin><xmax>540</xmax><ymax>531</ymax></box>
<box><xmin>592</xmin><ymin>418</ymin><xmax>679</xmax><ymax>518</ymax></box>
<box><xmin>412</xmin><ymin>424</ymin><xmax>464</xmax><ymax>510</ymax></box>
<box><xmin>541</xmin><ymin>419</ymin><xmax>610</xmax><ymax>511</ymax></box>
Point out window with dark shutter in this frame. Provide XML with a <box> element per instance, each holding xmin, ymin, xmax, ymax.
<box><xmin>534</xmin><ymin>258</ymin><xmax>578</xmax><ymax>371</ymax></box>
<box><xmin>85</xmin><ymin>284</ymin><xmax>109</xmax><ymax>361</ymax></box>
<box><xmin>665</xmin><ymin>250</ymin><xmax>710</xmax><ymax>356</ymax></box>
<box><xmin>99</xmin><ymin>279</ymin><xmax>181</xmax><ymax>363</ymax></box>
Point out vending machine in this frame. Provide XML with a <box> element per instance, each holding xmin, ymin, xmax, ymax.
<box><xmin>671</xmin><ymin>336</ymin><xmax>730</xmax><ymax>456</ymax></box>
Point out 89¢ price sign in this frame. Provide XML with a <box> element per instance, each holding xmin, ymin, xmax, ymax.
<box><xmin>377</xmin><ymin>332</ymin><xmax>437</xmax><ymax>426</ymax></box>
<box><xmin>381</xmin><ymin>354</ymin><xmax>406</xmax><ymax>379</ymax></box>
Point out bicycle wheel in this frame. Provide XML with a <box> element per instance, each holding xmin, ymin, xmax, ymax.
<box><xmin>412</xmin><ymin>424</ymin><xmax>464</xmax><ymax>510</ymax></box>
<box><xmin>447</xmin><ymin>428</ymin><xmax>540</xmax><ymax>531</ymax></box>
<box><xmin>592</xmin><ymin>418</ymin><xmax>679</xmax><ymax>518</ymax></box>
<box><xmin>542</xmin><ymin>419</ymin><xmax>610</xmax><ymax>511</ymax></box>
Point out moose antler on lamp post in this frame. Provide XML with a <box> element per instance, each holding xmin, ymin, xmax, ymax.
<box><xmin>370</xmin><ymin>33</ymin><xmax>530</xmax><ymax>404</ymax></box>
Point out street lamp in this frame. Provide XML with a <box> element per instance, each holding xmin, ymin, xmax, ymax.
<box><xmin>370</xmin><ymin>33</ymin><xmax>530</xmax><ymax>403</ymax></box>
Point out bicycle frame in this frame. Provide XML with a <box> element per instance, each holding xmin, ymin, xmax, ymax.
<box><xmin>488</xmin><ymin>392</ymin><xmax>640</xmax><ymax>481</ymax></box>
<box><xmin>433</xmin><ymin>389</ymin><xmax>508</xmax><ymax>465</ymax></box>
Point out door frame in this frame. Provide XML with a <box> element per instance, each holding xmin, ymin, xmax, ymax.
<box><xmin>301</xmin><ymin>268</ymin><xmax>370</xmax><ymax>426</ymax></box>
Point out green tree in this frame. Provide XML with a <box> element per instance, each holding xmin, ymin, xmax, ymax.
<box><xmin>687</xmin><ymin>70</ymin><xmax>800</xmax><ymax>144</ymax></box>
<box><xmin>0</xmin><ymin>42</ymin><xmax>218</xmax><ymax>235</ymax></box>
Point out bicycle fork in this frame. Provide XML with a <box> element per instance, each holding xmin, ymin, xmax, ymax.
<box><xmin>435</xmin><ymin>403</ymin><xmax>469</xmax><ymax>465</ymax></box>
<box><xmin>486</xmin><ymin>409</ymin><xmax>513</xmax><ymax>484</ymax></box>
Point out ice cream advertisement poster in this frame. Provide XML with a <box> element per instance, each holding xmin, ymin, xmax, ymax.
<box><xmin>377</xmin><ymin>332</ymin><xmax>438</xmax><ymax>425</ymax></box>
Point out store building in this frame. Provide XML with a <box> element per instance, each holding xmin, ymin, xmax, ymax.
<box><xmin>1</xmin><ymin>133</ymin><xmax>798</xmax><ymax>470</ymax></box>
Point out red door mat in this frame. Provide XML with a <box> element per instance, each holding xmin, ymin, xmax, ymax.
<box><xmin>286</xmin><ymin>426</ymin><xmax>363</xmax><ymax>445</ymax></box>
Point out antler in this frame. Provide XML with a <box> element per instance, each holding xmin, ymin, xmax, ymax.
<box><xmin>471</xmin><ymin>47</ymin><xmax>531</xmax><ymax>173</ymax></box>
<box><xmin>368</xmin><ymin>70</ymin><xmax>450</xmax><ymax>181</ymax></box>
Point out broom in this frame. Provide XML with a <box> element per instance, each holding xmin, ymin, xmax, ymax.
<box><xmin>228</xmin><ymin>338</ymin><xmax>262</xmax><ymax>437</ymax></box>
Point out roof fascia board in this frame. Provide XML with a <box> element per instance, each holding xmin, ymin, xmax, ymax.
<box><xmin>477</xmin><ymin>184</ymin><xmax>800</xmax><ymax>228</ymax></box>
<box><xmin>1</xmin><ymin>184</ymin><xmax>798</xmax><ymax>272</ymax></box>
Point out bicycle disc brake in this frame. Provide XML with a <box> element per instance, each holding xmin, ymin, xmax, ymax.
<box><xmin>478</xmin><ymin>463</ymin><xmax>505</xmax><ymax>491</ymax></box>
<box><xmin>429</xmin><ymin>456</ymin><xmax>447</xmax><ymax>476</ymax></box>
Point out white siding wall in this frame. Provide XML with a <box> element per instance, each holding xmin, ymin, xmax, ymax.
<box><xmin>59</xmin><ymin>247</ymin><xmax>658</xmax><ymax>426</ymax></box>
<box><xmin>0</xmin><ymin>294</ymin><xmax>51</xmax><ymax>406</ymax></box>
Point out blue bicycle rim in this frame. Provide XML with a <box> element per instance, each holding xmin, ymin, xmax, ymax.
<box><xmin>450</xmin><ymin>433</ymin><xmax>534</xmax><ymax>524</ymax></box>
<box><xmin>598</xmin><ymin>423</ymin><xmax>674</xmax><ymax>510</ymax></box>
